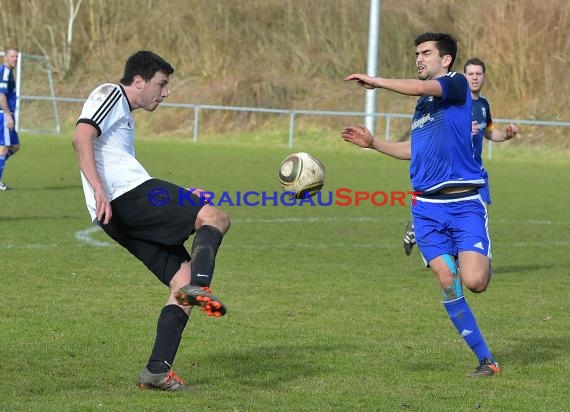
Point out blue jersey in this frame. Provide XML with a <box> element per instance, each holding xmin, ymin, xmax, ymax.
<box><xmin>410</xmin><ymin>72</ymin><xmax>484</xmax><ymax>195</ymax></box>
<box><xmin>471</xmin><ymin>96</ymin><xmax>493</xmax><ymax>166</ymax></box>
<box><xmin>0</xmin><ymin>64</ymin><xmax>17</xmax><ymax>113</ymax></box>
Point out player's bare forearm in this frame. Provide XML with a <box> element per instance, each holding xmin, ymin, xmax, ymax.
<box><xmin>0</xmin><ymin>94</ymin><xmax>13</xmax><ymax>128</ymax></box>
<box><xmin>489</xmin><ymin>124</ymin><xmax>518</xmax><ymax>142</ymax></box>
<box><xmin>0</xmin><ymin>94</ymin><xmax>10</xmax><ymax>113</ymax></box>
<box><xmin>341</xmin><ymin>125</ymin><xmax>411</xmax><ymax>160</ymax></box>
<box><xmin>371</xmin><ymin>137</ymin><xmax>411</xmax><ymax>160</ymax></box>
<box><xmin>72</xmin><ymin>126</ymin><xmax>104</xmax><ymax>193</ymax></box>
<box><xmin>345</xmin><ymin>74</ymin><xmax>442</xmax><ymax>97</ymax></box>
<box><xmin>72</xmin><ymin>129</ymin><xmax>113</xmax><ymax>223</ymax></box>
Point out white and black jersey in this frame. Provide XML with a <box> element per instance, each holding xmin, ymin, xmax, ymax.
<box><xmin>77</xmin><ymin>83</ymin><xmax>151</xmax><ymax>222</ymax></box>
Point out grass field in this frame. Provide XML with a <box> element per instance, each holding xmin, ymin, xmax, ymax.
<box><xmin>0</xmin><ymin>134</ymin><xmax>568</xmax><ymax>411</ymax></box>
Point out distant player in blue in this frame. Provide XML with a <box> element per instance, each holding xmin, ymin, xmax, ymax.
<box><xmin>465</xmin><ymin>57</ymin><xmax>518</xmax><ymax>206</ymax></box>
<box><xmin>0</xmin><ymin>47</ymin><xmax>20</xmax><ymax>191</ymax></box>
<box><xmin>341</xmin><ymin>32</ymin><xmax>500</xmax><ymax>377</ymax></box>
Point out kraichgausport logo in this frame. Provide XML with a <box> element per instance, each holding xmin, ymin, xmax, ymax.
<box><xmin>147</xmin><ymin>188</ymin><xmax>422</xmax><ymax>207</ymax></box>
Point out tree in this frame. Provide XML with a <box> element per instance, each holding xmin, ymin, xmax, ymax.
<box><xmin>31</xmin><ymin>0</ymin><xmax>83</xmax><ymax>76</ymax></box>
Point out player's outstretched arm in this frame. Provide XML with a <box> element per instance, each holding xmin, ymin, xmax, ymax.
<box><xmin>341</xmin><ymin>125</ymin><xmax>411</xmax><ymax>160</ymax></box>
<box><xmin>345</xmin><ymin>74</ymin><xmax>442</xmax><ymax>97</ymax></box>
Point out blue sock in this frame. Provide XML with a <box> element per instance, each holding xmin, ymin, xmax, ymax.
<box><xmin>443</xmin><ymin>296</ymin><xmax>493</xmax><ymax>363</ymax></box>
<box><xmin>0</xmin><ymin>154</ymin><xmax>6</xmax><ymax>181</ymax></box>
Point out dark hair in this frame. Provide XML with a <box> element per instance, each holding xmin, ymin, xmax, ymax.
<box><xmin>414</xmin><ymin>32</ymin><xmax>458</xmax><ymax>71</ymax></box>
<box><xmin>120</xmin><ymin>51</ymin><xmax>174</xmax><ymax>85</ymax></box>
<box><xmin>463</xmin><ymin>57</ymin><xmax>486</xmax><ymax>73</ymax></box>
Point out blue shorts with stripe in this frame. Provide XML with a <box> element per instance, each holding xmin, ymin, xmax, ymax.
<box><xmin>478</xmin><ymin>168</ymin><xmax>491</xmax><ymax>205</ymax></box>
<box><xmin>0</xmin><ymin>114</ymin><xmax>19</xmax><ymax>146</ymax></box>
<box><xmin>411</xmin><ymin>191</ymin><xmax>492</xmax><ymax>266</ymax></box>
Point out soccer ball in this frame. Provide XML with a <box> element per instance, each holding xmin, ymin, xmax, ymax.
<box><xmin>278</xmin><ymin>152</ymin><xmax>326</xmax><ymax>198</ymax></box>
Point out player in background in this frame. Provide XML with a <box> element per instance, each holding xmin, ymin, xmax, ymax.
<box><xmin>403</xmin><ymin>57</ymin><xmax>519</xmax><ymax>255</ymax></box>
<box><xmin>465</xmin><ymin>57</ymin><xmax>518</xmax><ymax>206</ymax></box>
<box><xmin>341</xmin><ymin>32</ymin><xmax>500</xmax><ymax>377</ymax></box>
<box><xmin>73</xmin><ymin>50</ymin><xmax>230</xmax><ymax>391</ymax></box>
<box><xmin>0</xmin><ymin>47</ymin><xmax>20</xmax><ymax>191</ymax></box>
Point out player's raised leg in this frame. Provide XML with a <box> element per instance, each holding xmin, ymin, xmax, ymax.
<box><xmin>175</xmin><ymin>204</ymin><xmax>230</xmax><ymax>316</ymax></box>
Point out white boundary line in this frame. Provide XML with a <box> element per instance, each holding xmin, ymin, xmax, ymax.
<box><xmin>231</xmin><ymin>216</ymin><xmax>570</xmax><ymax>225</ymax></box>
<box><xmin>3</xmin><ymin>216</ymin><xmax>568</xmax><ymax>249</ymax></box>
<box><xmin>0</xmin><ymin>243</ymin><xmax>59</xmax><ymax>249</ymax></box>
<box><xmin>69</xmin><ymin>216</ymin><xmax>570</xmax><ymax>249</ymax></box>
<box><xmin>74</xmin><ymin>225</ymin><xmax>112</xmax><ymax>247</ymax></box>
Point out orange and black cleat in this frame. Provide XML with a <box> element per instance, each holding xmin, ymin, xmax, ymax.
<box><xmin>139</xmin><ymin>368</ymin><xmax>192</xmax><ymax>391</ymax></box>
<box><xmin>468</xmin><ymin>358</ymin><xmax>501</xmax><ymax>377</ymax></box>
<box><xmin>175</xmin><ymin>285</ymin><xmax>227</xmax><ymax>317</ymax></box>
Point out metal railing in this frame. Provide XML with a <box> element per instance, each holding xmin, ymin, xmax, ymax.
<box><xmin>19</xmin><ymin>95</ymin><xmax>570</xmax><ymax>158</ymax></box>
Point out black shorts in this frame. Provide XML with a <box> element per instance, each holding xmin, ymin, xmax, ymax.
<box><xmin>100</xmin><ymin>178</ymin><xmax>203</xmax><ymax>285</ymax></box>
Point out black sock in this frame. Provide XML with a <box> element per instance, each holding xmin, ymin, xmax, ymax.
<box><xmin>146</xmin><ymin>305</ymin><xmax>189</xmax><ymax>374</ymax></box>
<box><xmin>190</xmin><ymin>225</ymin><xmax>223</xmax><ymax>287</ymax></box>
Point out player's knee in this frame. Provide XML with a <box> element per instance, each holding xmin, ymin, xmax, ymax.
<box><xmin>463</xmin><ymin>269</ymin><xmax>491</xmax><ymax>293</ymax></box>
<box><xmin>466</xmin><ymin>282</ymin><xmax>487</xmax><ymax>293</ymax></box>
<box><xmin>197</xmin><ymin>206</ymin><xmax>231</xmax><ymax>233</ymax></box>
<box><xmin>216</xmin><ymin>208</ymin><xmax>231</xmax><ymax>233</ymax></box>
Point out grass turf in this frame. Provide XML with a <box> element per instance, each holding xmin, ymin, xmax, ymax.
<box><xmin>0</xmin><ymin>134</ymin><xmax>568</xmax><ymax>411</ymax></box>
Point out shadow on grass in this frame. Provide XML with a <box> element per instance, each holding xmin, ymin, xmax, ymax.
<box><xmin>498</xmin><ymin>335</ymin><xmax>570</xmax><ymax>365</ymax></box>
<box><xmin>200</xmin><ymin>343</ymin><xmax>342</xmax><ymax>388</ymax></box>
<box><xmin>494</xmin><ymin>263</ymin><xmax>556</xmax><ymax>274</ymax></box>
<box><xmin>21</xmin><ymin>185</ymin><xmax>83</xmax><ymax>191</ymax></box>
<box><xmin>0</xmin><ymin>215</ymin><xmax>79</xmax><ymax>222</ymax></box>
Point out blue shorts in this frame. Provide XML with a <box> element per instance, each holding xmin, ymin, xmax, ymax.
<box><xmin>478</xmin><ymin>168</ymin><xmax>491</xmax><ymax>204</ymax></box>
<box><xmin>412</xmin><ymin>192</ymin><xmax>492</xmax><ymax>266</ymax></box>
<box><xmin>0</xmin><ymin>114</ymin><xmax>19</xmax><ymax>146</ymax></box>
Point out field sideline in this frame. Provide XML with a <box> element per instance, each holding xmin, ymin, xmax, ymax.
<box><xmin>0</xmin><ymin>135</ymin><xmax>568</xmax><ymax>411</ymax></box>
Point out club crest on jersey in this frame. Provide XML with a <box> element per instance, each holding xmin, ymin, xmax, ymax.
<box><xmin>412</xmin><ymin>113</ymin><xmax>435</xmax><ymax>131</ymax></box>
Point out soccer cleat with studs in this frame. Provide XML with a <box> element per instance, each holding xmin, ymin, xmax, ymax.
<box><xmin>175</xmin><ymin>285</ymin><xmax>227</xmax><ymax>317</ymax></box>
<box><xmin>138</xmin><ymin>368</ymin><xmax>192</xmax><ymax>391</ymax></box>
<box><xmin>403</xmin><ymin>221</ymin><xmax>416</xmax><ymax>256</ymax></box>
<box><xmin>468</xmin><ymin>358</ymin><xmax>501</xmax><ymax>377</ymax></box>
